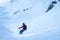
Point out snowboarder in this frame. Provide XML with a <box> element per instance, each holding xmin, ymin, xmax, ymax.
<box><xmin>18</xmin><ymin>23</ymin><xmax>27</xmax><ymax>34</ymax></box>
<box><xmin>45</xmin><ymin>1</ymin><xmax>57</xmax><ymax>12</ymax></box>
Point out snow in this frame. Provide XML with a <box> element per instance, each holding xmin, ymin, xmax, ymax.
<box><xmin>0</xmin><ymin>0</ymin><xmax>11</xmax><ymax>7</ymax></box>
<box><xmin>0</xmin><ymin>0</ymin><xmax>60</xmax><ymax>40</ymax></box>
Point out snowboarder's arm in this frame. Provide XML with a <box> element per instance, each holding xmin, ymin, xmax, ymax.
<box><xmin>18</xmin><ymin>26</ymin><xmax>23</xmax><ymax>29</ymax></box>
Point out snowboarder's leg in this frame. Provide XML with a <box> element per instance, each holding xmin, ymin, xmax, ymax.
<box><xmin>19</xmin><ymin>30</ymin><xmax>25</xmax><ymax>34</ymax></box>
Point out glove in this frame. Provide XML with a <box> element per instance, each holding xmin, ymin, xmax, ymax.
<box><xmin>18</xmin><ymin>27</ymin><xmax>21</xmax><ymax>29</ymax></box>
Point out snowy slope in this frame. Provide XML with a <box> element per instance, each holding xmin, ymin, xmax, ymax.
<box><xmin>0</xmin><ymin>0</ymin><xmax>60</xmax><ymax>40</ymax></box>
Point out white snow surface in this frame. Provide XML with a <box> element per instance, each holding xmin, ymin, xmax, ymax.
<box><xmin>0</xmin><ymin>0</ymin><xmax>60</xmax><ymax>40</ymax></box>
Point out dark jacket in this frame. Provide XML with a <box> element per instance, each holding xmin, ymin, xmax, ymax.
<box><xmin>21</xmin><ymin>23</ymin><xmax>27</xmax><ymax>30</ymax></box>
